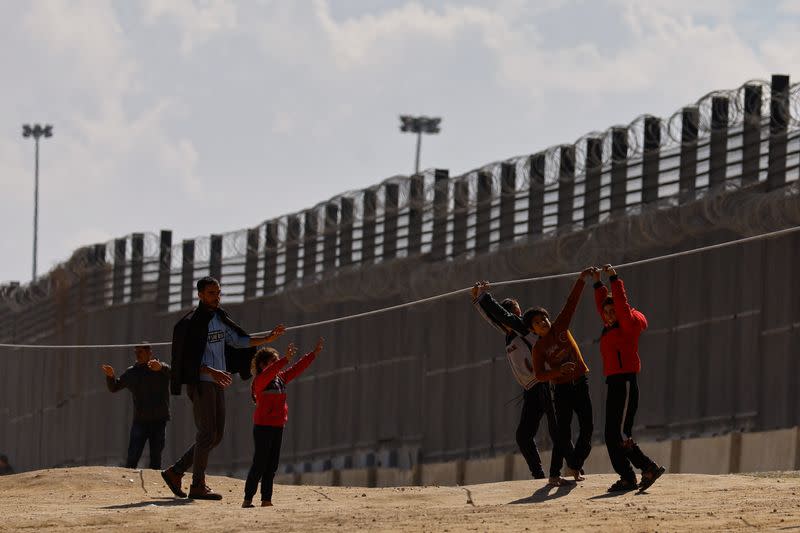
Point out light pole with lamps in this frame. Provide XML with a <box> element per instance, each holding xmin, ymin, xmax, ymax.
<box><xmin>22</xmin><ymin>123</ymin><xmax>53</xmax><ymax>281</ymax></box>
<box><xmin>399</xmin><ymin>115</ymin><xmax>441</xmax><ymax>174</ymax></box>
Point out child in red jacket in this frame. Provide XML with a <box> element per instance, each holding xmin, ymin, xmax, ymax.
<box><xmin>242</xmin><ymin>337</ymin><xmax>324</xmax><ymax>508</ymax></box>
<box><xmin>593</xmin><ymin>265</ymin><xmax>664</xmax><ymax>492</ymax></box>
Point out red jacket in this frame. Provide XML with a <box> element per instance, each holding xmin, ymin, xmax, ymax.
<box><xmin>251</xmin><ymin>352</ymin><xmax>317</xmax><ymax>427</ymax></box>
<box><xmin>594</xmin><ymin>277</ymin><xmax>647</xmax><ymax>377</ymax></box>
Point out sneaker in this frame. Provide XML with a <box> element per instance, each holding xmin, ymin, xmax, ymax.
<box><xmin>261</xmin><ymin>500</ymin><xmax>273</xmax><ymax>507</ymax></box>
<box><xmin>638</xmin><ymin>465</ymin><xmax>666</xmax><ymax>491</ymax></box>
<box><xmin>242</xmin><ymin>499</ymin><xmax>254</xmax><ymax>508</ymax></box>
<box><xmin>188</xmin><ymin>483</ymin><xmax>223</xmax><ymax>500</ymax></box>
<box><xmin>161</xmin><ymin>468</ymin><xmax>186</xmax><ymax>498</ymax></box>
<box><xmin>607</xmin><ymin>478</ymin><xmax>638</xmax><ymax>493</ymax></box>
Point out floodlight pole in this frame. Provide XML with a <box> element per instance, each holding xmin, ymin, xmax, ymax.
<box><xmin>414</xmin><ymin>130</ymin><xmax>422</xmax><ymax>174</ymax></box>
<box><xmin>22</xmin><ymin>124</ymin><xmax>53</xmax><ymax>281</ymax></box>
<box><xmin>399</xmin><ymin>115</ymin><xmax>441</xmax><ymax>175</ymax></box>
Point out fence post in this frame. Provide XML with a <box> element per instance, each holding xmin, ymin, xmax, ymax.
<box><xmin>475</xmin><ymin>171</ymin><xmax>492</xmax><ymax>253</ymax></box>
<box><xmin>452</xmin><ymin>179</ymin><xmax>469</xmax><ymax>257</ymax></box>
<box><xmin>383</xmin><ymin>183</ymin><xmax>399</xmax><ymax>260</ymax></box>
<box><xmin>210</xmin><ymin>234</ymin><xmax>222</xmax><ymax>282</ymax></box>
<box><xmin>303</xmin><ymin>211</ymin><xmax>318</xmax><ymax>280</ymax></box>
<box><xmin>408</xmin><ymin>175</ymin><xmax>424</xmax><ymax>255</ymax></box>
<box><xmin>180</xmin><ymin>239</ymin><xmax>195</xmax><ymax>309</ymax></box>
<box><xmin>263</xmin><ymin>221</ymin><xmax>278</xmax><ymax>294</ymax></box>
<box><xmin>528</xmin><ymin>153</ymin><xmax>545</xmax><ymax>235</ymax></box>
<box><xmin>742</xmin><ymin>84</ymin><xmax>763</xmax><ymax>185</ymax></box>
<box><xmin>244</xmin><ymin>227</ymin><xmax>259</xmax><ymax>299</ymax></box>
<box><xmin>112</xmin><ymin>238</ymin><xmax>126</xmax><ymax>305</ymax></box>
<box><xmin>610</xmin><ymin>128</ymin><xmax>628</xmax><ymax>215</ymax></box>
<box><xmin>768</xmin><ymin>74</ymin><xmax>790</xmax><ymax>190</ymax></box>
<box><xmin>285</xmin><ymin>216</ymin><xmax>300</xmax><ymax>283</ymax></box>
<box><xmin>642</xmin><ymin>118</ymin><xmax>661</xmax><ymax>204</ymax></box>
<box><xmin>323</xmin><ymin>203</ymin><xmax>339</xmax><ymax>271</ymax></box>
<box><xmin>584</xmin><ymin>138</ymin><xmax>603</xmax><ymax>226</ymax></box>
<box><xmin>679</xmin><ymin>106</ymin><xmax>699</xmax><ymax>199</ymax></box>
<box><xmin>499</xmin><ymin>162</ymin><xmax>516</xmax><ymax>243</ymax></box>
<box><xmin>339</xmin><ymin>198</ymin><xmax>354</xmax><ymax>266</ymax></box>
<box><xmin>431</xmin><ymin>169</ymin><xmax>449</xmax><ymax>260</ymax></box>
<box><xmin>362</xmin><ymin>189</ymin><xmax>377</xmax><ymax>263</ymax></box>
<box><xmin>156</xmin><ymin>230</ymin><xmax>172</xmax><ymax>311</ymax></box>
<box><xmin>557</xmin><ymin>145</ymin><xmax>575</xmax><ymax>228</ymax></box>
<box><xmin>92</xmin><ymin>243</ymin><xmax>107</xmax><ymax>307</ymax></box>
<box><xmin>130</xmin><ymin>233</ymin><xmax>144</xmax><ymax>301</ymax></box>
<box><xmin>709</xmin><ymin>96</ymin><xmax>729</xmax><ymax>188</ymax></box>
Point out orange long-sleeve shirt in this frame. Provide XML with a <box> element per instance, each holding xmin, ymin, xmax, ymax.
<box><xmin>532</xmin><ymin>278</ymin><xmax>590</xmax><ymax>384</ymax></box>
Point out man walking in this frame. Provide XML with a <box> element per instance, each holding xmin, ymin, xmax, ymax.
<box><xmin>161</xmin><ymin>276</ymin><xmax>286</xmax><ymax>500</ymax></box>
<box><xmin>101</xmin><ymin>342</ymin><xmax>170</xmax><ymax>470</ymax></box>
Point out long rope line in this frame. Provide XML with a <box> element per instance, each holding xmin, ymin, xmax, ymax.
<box><xmin>1</xmin><ymin>224</ymin><xmax>798</xmax><ymax>350</ymax></box>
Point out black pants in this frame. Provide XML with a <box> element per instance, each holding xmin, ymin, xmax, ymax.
<box><xmin>244</xmin><ymin>425</ymin><xmax>284</xmax><ymax>502</ymax></box>
<box><xmin>516</xmin><ymin>382</ymin><xmax>562</xmax><ymax>478</ymax></box>
<box><xmin>126</xmin><ymin>419</ymin><xmax>167</xmax><ymax>469</ymax></box>
<box><xmin>605</xmin><ymin>373</ymin><xmax>655</xmax><ymax>481</ymax></box>
<box><xmin>172</xmin><ymin>382</ymin><xmax>226</xmax><ymax>485</ymax></box>
<box><xmin>553</xmin><ymin>375</ymin><xmax>594</xmax><ymax>471</ymax></box>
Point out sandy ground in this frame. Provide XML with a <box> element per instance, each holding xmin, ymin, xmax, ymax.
<box><xmin>2</xmin><ymin>467</ymin><xmax>800</xmax><ymax>532</ymax></box>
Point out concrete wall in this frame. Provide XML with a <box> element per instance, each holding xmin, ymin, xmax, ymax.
<box><xmin>277</xmin><ymin>429</ymin><xmax>800</xmax><ymax>487</ymax></box>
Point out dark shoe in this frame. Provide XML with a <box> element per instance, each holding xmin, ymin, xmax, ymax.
<box><xmin>161</xmin><ymin>468</ymin><xmax>186</xmax><ymax>498</ymax></box>
<box><xmin>607</xmin><ymin>478</ymin><xmax>638</xmax><ymax>492</ymax></box>
<box><xmin>638</xmin><ymin>465</ymin><xmax>666</xmax><ymax>491</ymax></box>
<box><xmin>188</xmin><ymin>483</ymin><xmax>223</xmax><ymax>500</ymax></box>
<box><xmin>532</xmin><ymin>470</ymin><xmax>546</xmax><ymax>480</ymax></box>
<box><xmin>261</xmin><ymin>500</ymin><xmax>273</xmax><ymax>507</ymax></box>
<box><xmin>242</xmin><ymin>499</ymin><xmax>254</xmax><ymax>508</ymax></box>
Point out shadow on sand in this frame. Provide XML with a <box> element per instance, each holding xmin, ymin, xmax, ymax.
<box><xmin>101</xmin><ymin>497</ymin><xmax>194</xmax><ymax>510</ymax></box>
<box><xmin>509</xmin><ymin>482</ymin><xmax>578</xmax><ymax>504</ymax></box>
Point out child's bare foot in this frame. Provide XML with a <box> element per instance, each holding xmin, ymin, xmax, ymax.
<box><xmin>547</xmin><ymin>476</ymin><xmax>574</xmax><ymax>487</ymax></box>
<box><xmin>566</xmin><ymin>467</ymin><xmax>585</xmax><ymax>481</ymax></box>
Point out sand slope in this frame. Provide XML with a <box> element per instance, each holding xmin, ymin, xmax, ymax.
<box><xmin>2</xmin><ymin>467</ymin><xmax>800</xmax><ymax>532</ymax></box>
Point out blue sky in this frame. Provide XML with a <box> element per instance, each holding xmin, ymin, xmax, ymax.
<box><xmin>1</xmin><ymin>0</ymin><xmax>798</xmax><ymax>283</ymax></box>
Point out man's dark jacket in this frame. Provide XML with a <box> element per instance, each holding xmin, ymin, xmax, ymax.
<box><xmin>106</xmin><ymin>363</ymin><xmax>171</xmax><ymax>421</ymax></box>
<box><xmin>170</xmin><ymin>305</ymin><xmax>256</xmax><ymax>395</ymax></box>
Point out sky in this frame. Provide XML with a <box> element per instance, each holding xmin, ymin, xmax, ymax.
<box><xmin>1</xmin><ymin>0</ymin><xmax>799</xmax><ymax>284</ymax></box>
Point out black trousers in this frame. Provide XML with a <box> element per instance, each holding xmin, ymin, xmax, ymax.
<box><xmin>517</xmin><ymin>382</ymin><xmax>562</xmax><ymax>478</ymax></box>
<box><xmin>244</xmin><ymin>425</ymin><xmax>284</xmax><ymax>502</ymax></box>
<box><xmin>553</xmin><ymin>375</ymin><xmax>594</xmax><ymax>471</ymax></box>
<box><xmin>126</xmin><ymin>419</ymin><xmax>167</xmax><ymax>469</ymax></box>
<box><xmin>172</xmin><ymin>382</ymin><xmax>226</xmax><ymax>485</ymax></box>
<box><xmin>605</xmin><ymin>373</ymin><xmax>655</xmax><ymax>481</ymax></box>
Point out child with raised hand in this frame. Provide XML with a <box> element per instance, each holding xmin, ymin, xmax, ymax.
<box><xmin>242</xmin><ymin>337</ymin><xmax>324</xmax><ymax>508</ymax></box>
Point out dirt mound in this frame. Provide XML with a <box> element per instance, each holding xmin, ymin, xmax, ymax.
<box><xmin>2</xmin><ymin>466</ymin><xmax>799</xmax><ymax>531</ymax></box>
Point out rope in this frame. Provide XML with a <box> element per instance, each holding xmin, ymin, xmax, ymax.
<box><xmin>1</xmin><ymin>224</ymin><xmax>797</xmax><ymax>350</ymax></box>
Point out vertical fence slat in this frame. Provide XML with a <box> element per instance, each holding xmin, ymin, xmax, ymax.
<box><xmin>452</xmin><ymin>180</ymin><xmax>468</xmax><ymax>257</ymax></box>
<box><xmin>339</xmin><ymin>198</ymin><xmax>354</xmax><ymax>267</ymax></box>
<box><xmin>527</xmin><ymin>153</ymin><xmax>545</xmax><ymax>236</ymax></box>
<box><xmin>709</xmin><ymin>96</ymin><xmax>729</xmax><ymax>188</ymax></box>
<box><xmin>285</xmin><ymin>216</ymin><xmax>300</xmax><ymax>284</ymax></box>
<box><xmin>112</xmin><ymin>238</ymin><xmax>126</xmax><ymax>305</ymax></box>
<box><xmin>130</xmin><ymin>233</ymin><xmax>144</xmax><ymax>301</ymax></box>
<box><xmin>156</xmin><ymin>230</ymin><xmax>172</xmax><ymax>311</ymax></box>
<box><xmin>303</xmin><ymin>211</ymin><xmax>318</xmax><ymax>280</ymax></box>
<box><xmin>383</xmin><ymin>183</ymin><xmax>399</xmax><ymax>260</ymax></box>
<box><xmin>610</xmin><ymin>128</ymin><xmax>628</xmax><ymax>215</ymax></box>
<box><xmin>180</xmin><ymin>239</ymin><xmax>195</xmax><ymax>309</ymax></box>
<box><xmin>499</xmin><ymin>163</ymin><xmax>516</xmax><ymax>243</ymax></box>
<box><xmin>263</xmin><ymin>222</ymin><xmax>278</xmax><ymax>294</ymax></box>
<box><xmin>642</xmin><ymin>118</ymin><xmax>661</xmax><ymax>204</ymax></box>
<box><xmin>323</xmin><ymin>203</ymin><xmax>338</xmax><ymax>270</ymax></box>
<box><xmin>768</xmin><ymin>74</ymin><xmax>790</xmax><ymax>190</ymax></box>
<box><xmin>431</xmin><ymin>169</ymin><xmax>449</xmax><ymax>260</ymax></box>
<box><xmin>362</xmin><ymin>189</ymin><xmax>377</xmax><ymax>264</ymax></box>
<box><xmin>584</xmin><ymin>138</ymin><xmax>603</xmax><ymax>226</ymax></box>
<box><xmin>475</xmin><ymin>171</ymin><xmax>492</xmax><ymax>253</ymax></box>
<box><xmin>742</xmin><ymin>84</ymin><xmax>763</xmax><ymax>185</ymax></box>
<box><xmin>210</xmin><ymin>234</ymin><xmax>222</xmax><ymax>282</ymax></box>
<box><xmin>679</xmin><ymin>107</ymin><xmax>699</xmax><ymax>199</ymax></box>
<box><xmin>408</xmin><ymin>175</ymin><xmax>424</xmax><ymax>255</ymax></box>
<box><xmin>244</xmin><ymin>228</ymin><xmax>259</xmax><ymax>299</ymax></box>
<box><xmin>557</xmin><ymin>145</ymin><xmax>575</xmax><ymax>228</ymax></box>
